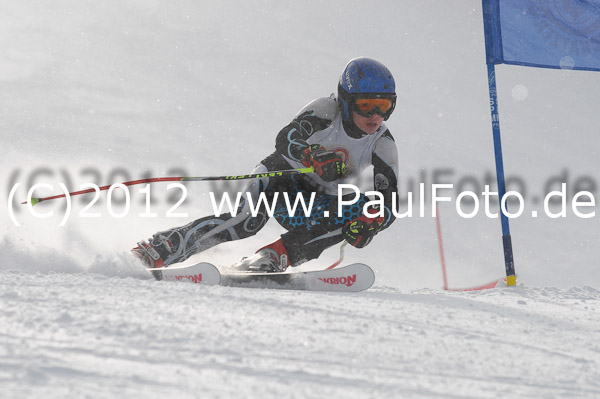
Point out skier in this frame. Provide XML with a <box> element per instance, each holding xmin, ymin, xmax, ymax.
<box><xmin>133</xmin><ymin>57</ymin><xmax>399</xmax><ymax>272</ymax></box>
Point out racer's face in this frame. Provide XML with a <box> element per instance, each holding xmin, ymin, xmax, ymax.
<box><xmin>352</xmin><ymin>111</ymin><xmax>383</xmax><ymax>135</ymax></box>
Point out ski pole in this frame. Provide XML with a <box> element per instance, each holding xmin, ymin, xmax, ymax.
<box><xmin>326</xmin><ymin>241</ymin><xmax>348</xmax><ymax>270</ymax></box>
<box><xmin>21</xmin><ymin>166</ymin><xmax>315</xmax><ymax>206</ymax></box>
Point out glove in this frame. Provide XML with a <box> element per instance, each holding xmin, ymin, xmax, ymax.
<box><xmin>343</xmin><ymin>209</ymin><xmax>384</xmax><ymax>248</ymax></box>
<box><xmin>300</xmin><ymin>144</ymin><xmax>346</xmax><ymax>182</ymax></box>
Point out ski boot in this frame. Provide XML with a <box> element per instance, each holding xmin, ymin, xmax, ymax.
<box><xmin>131</xmin><ymin>234</ymin><xmax>179</xmax><ymax>268</ymax></box>
<box><xmin>233</xmin><ymin>239</ymin><xmax>290</xmax><ymax>273</ymax></box>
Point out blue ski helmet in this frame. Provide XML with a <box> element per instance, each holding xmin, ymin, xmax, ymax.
<box><xmin>337</xmin><ymin>57</ymin><xmax>396</xmax><ymax>121</ymax></box>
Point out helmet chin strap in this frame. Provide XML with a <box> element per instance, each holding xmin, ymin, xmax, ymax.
<box><xmin>342</xmin><ymin>118</ymin><xmax>369</xmax><ymax>138</ymax></box>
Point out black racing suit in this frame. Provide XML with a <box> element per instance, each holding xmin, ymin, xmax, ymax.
<box><xmin>148</xmin><ymin>95</ymin><xmax>399</xmax><ymax>267</ymax></box>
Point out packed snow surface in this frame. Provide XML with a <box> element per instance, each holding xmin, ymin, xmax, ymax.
<box><xmin>1</xmin><ymin>270</ymin><xmax>599</xmax><ymax>399</ymax></box>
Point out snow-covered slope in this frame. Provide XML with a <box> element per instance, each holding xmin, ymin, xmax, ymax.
<box><xmin>2</xmin><ymin>271</ymin><xmax>599</xmax><ymax>399</ymax></box>
<box><xmin>1</xmin><ymin>1</ymin><xmax>599</xmax><ymax>397</ymax></box>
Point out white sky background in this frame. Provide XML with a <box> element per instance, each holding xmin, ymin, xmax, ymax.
<box><xmin>1</xmin><ymin>0</ymin><xmax>599</xmax><ymax>289</ymax></box>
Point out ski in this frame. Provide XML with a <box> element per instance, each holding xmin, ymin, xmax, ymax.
<box><xmin>149</xmin><ymin>262</ymin><xmax>221</xmax><ymax>285</ymax></box>
<box><xmin>220</xmin><ymin>263</ymin><xmax>374</xmax><ymax>292</ymax></box>
<box><xmin>147</xmin><ymin>263</ymin><xmax>375</xmax><ymax>292</ymax></box>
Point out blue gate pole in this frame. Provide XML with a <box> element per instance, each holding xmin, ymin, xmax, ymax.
<box><xmin>486</xmin><ymin>63</ymin><xmax>516</xmax><ymax>286</ymax></box>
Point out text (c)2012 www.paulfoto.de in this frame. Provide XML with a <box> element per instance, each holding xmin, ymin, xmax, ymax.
<box><xmin>9</xmin><ymin>182</ymin><xmax>597</xmax><ymax>225</ymax></box>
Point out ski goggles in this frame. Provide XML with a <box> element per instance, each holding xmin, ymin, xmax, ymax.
<box><xmin>353</xmin><ymin>97</ymin><xmax>394</xmax><ymax>118</ymax></box>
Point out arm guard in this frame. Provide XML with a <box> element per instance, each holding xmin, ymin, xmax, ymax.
<box><xmin>371</xmin><ymin>130</ymin><xmax>399</xmax><ymax>231</ymax></box>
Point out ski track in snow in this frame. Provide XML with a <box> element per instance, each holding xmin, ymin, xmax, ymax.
<box><xmin>1</xmin><ymin>269</ymin><xmax>599</xmax><ymax>399</ymax></box>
